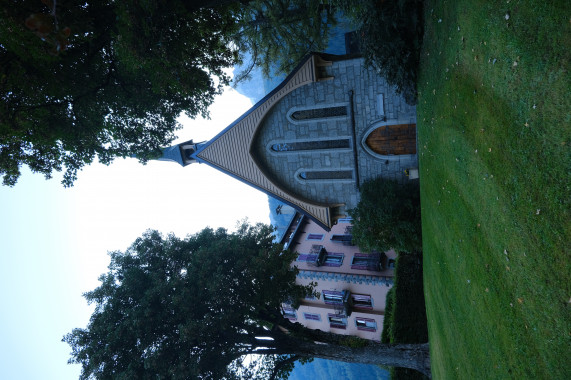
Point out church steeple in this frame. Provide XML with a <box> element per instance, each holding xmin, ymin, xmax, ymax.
<box><xmin>156</xmin><ymin>139</ymin><xmax>205</xmax><ymax>167</ymax></box>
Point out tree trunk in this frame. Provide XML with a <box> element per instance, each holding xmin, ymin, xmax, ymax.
<box><xmin>261</xmin><ymin>315</ymin><xmax>431</xmax><ymax>377</ymax></box>
<box><xmin>284</xmin><ymin>340</ymin><xmax>431</xmax><ymax>378</ymax></box>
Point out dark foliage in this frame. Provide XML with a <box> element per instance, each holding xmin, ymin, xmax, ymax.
<box><xmin>0</xmin><ymin>0</ymin><xmax>240</xmax><ymax>186</ymax></box>
<box><xmin>0</xmin><ymin>0</ymin><xmax>342</xmax><ymax>186</ymax></box>
<box><xmin>390</xmin><ymin>253</ymin><xmax>428</xmax><ymax>343</ymax></box>
<box><xmin>381</xmin><ymin>287</ymin><xmax>395</xmax><ymax>343</ymax></box>
<box><xmin>381</xmin><ymin>252</ymin><xmax>429</xmax><ymax>379</ymax></box>
<box><xmin>63</xmin><ymin>223</ymin><xmax>432</xmax><ymax>379</ymax></box>
<box><xmin>349</xmin><ymin>178</ymin><xmax>422</xmax><ymax>254</ymax></box>
<box><xmin>63</xmin><ymin>223</ymin><xmax>316</xmax><ymax>379</ymax></box>
<box><xmin>232</xmin><ymin>0</ymin><xmax>336</xmax><ymax>81</ymax></box>
<box><xmin>339</xmin><ymin>0</ymin><xmax>424</xmax><ymax>104</ymax></box>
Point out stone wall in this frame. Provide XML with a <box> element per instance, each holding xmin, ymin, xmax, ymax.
<box><xmin>254</xmin><ymin>57</ymin><xmax>417</xmax><ymax>211</ymax></box>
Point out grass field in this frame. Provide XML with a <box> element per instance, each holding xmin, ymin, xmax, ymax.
<box><xmin>417</xmin><ymin>0</ymin><xmax>570</xmax><ymax>378</ymax></box>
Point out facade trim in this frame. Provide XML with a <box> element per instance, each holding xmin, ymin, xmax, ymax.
<box><xmin>286</xmin><ymin>103</ymin><xmax>350</xmax><ymax>124</ymax></box>
<box><xmin>266</xmin><ymin>136</ymin><xmax>352</xmax><ymax>156</ymax></box>
<box><xmin>361</xmin><ymin>117</ymin><xmax>418</xmax><ymax>161</ymax></box>
<box><xmin>298</xmin><ymin>270</ymin><xmax>394</xmax><ymax>286</ymax></box>
<box><xmin>294</xmin><ymin>168</ymin><xmax>354</xmax><ymax>184</ymax></box>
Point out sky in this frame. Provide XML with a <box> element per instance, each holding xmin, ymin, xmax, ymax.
<box><xmin>0</xmin><ymin>86</ymin><xmax>271</xmax><ymax>380</ymax></box>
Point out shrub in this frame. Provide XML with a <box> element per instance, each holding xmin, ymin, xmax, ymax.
<box><xmin>382</xmin><ymin>253</ymin><xmax>429</xmax><ymax>379</ymax></box>
<box><xmin>349</xmin><ymin>178</ymin><xmax>422</xmax><ymax>253</ymax></box>
<box><xmin>339</xmin><ymin>335</ymin><xmax>370</xmax><ymax>348</ymax></box>
<box><xmin>380</xmin><ymin>287</ymin><xmax>395</xmax><ymax>343</ymax></box>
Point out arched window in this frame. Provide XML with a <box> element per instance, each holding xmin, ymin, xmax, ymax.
<box><xmin>290</xmin><ymin>106</ymin><xmax>347</xmax><ymax>121</ymax></box>
<box><xmin>271</xmin><ymin>139</ymin><xmax>351</xmax><ymax>152</ymax></box>
<box><xmin>287</xmin><ymin>104</ymin><xmax>349</xmax><ymax>124</ymax></box>
<box><xmin>298</xmin><ymin>170</ymin><xmax>353</xmax><ymax>180</ymax></box>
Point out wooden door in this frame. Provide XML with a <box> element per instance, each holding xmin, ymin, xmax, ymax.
<box><xmin>365</xmin><ymin>124</ymin><xmax>416</xmax><ymax>155</ymax></box>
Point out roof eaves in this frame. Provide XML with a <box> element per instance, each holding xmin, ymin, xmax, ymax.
<box><xmin>196</xmin><ymin>158</ymin><xmax>332</xmax><ymax>231</ymax></box>
<box><xmin>193</xmin><ymin>54</ymin><xmax>316</xmax><ymax>158</ymax></box>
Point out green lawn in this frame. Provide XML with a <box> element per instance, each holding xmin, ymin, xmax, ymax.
<box><xmin>417</xmin><ymin>1</ymin><xmax>570</xmax><ymax>379</ymax></box>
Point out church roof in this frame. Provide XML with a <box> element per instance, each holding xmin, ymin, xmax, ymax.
<box><xmin>157</xmin><ymin>145</ymin><xmax>184</xmax><ymax>166</ymax></box>
<box><xmin>193</xmin><ymin>54</ymin><xmax>337</xmax><ymax>230</ymax></box>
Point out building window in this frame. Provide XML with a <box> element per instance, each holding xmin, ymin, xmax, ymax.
<box><xmin>388</xmin><ymin>259</ymin><xmax>396</xmax><ymax>269</ymax></box>
<box><xmin>282</xmin><ymin>307</ymin><xmax>297</xmax><ymax>321</ymax></box>
<box><xmin>306</xmin><ymin>234</ymin><xmax>324</xmax><ymax>241</ymax></box>
<box><xmin>297</xmin><ymin>247</ymin><xmax>341</xmax><ymax>267</ymax></box>
<box><xmin>351</xmin><ymin>294</ymin><xmax>373</xmax><ymax>310</ymax></box>
<box><xmin>290</xmin><ymin>106</ymin><xmax>348</xmax><ymax>121</ymax></box>
<box><xmin>271</xmin><ymin>139</ymin><xmax>351</xmax><ymax>152</ymax></box>
<box><xmin>323</xmin><ymin>290</ymin><xmax>345</xmax><ymax>305</ymax></box>
<box><xmin>330</xmin><ymin>234</ymin><xmax>354</xmax><ymax>246</ymax></box>
<box><xmin>355</xmin><ymin>317</ymin><xmax>377</xmax><ymax>332</ymax></box>
<box><xmin>328</xmin><ymin>314</ymin><xmax>347</xmax><ymax>329</ymax></box>
<box><xmin>297</xmin><ymin>252</ymin><xmax>321</xmax><ymax>267</ymax></box>
<box><xmin>323</xmin><ymin>252</ymin><xmax>344</xmax><ymax>267</ymax></box>
<box><xmin>297</xmin><ymin>253</ymin><xmax>319</xmax><ymax>262</ymax></box>
<box><xmin>298</xmin><ymin>170</ymin><xmax>353</xmax><ymax>180</ymax></box>
<box><xmin>303</xmin><ymin>313</ymin><xmax>321</xmax><ymax>321</ymax></box>
<box><xmin>351</xmin><ymin>253</ymin><xmax>381</xmax><ymax>271</ymax></box>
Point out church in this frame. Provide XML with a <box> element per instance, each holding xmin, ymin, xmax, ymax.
<box><xmin>159</xmin><ymin>53</ymin><xmax>418</xmax><ymax>230</ymax></box>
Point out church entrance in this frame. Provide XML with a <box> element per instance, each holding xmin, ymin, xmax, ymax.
<box><xmin>364</xmin><ymin>123</ymin><xmax>417</xmax><ymax>156</ymax></box>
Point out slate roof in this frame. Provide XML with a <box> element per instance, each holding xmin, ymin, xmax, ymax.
<box><xmin>193</xmin><ymin>54</ymin><xmax>336</xmax><ymax>229</ymax></box>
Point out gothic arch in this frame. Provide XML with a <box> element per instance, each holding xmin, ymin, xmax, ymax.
<box><xmin>361</xmin><ymin>118</ymin><xmax>417</xmax><ymax>161</ymax></box>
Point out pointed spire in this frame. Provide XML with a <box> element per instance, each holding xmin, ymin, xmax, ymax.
<box><xmin>155</xmin><ymin>139</ymin><xmax>204</xmax><ymax>167</ymax></box>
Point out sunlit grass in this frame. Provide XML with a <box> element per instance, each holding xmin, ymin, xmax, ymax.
<box><xmin>417</xmin><ymin>1</ymin><xmax>570</xmax><ymax>378</ymax></box>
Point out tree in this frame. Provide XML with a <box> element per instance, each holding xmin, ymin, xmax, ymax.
<box><xmin>337</xmin><ymin>0</ymin><xmax>424</xmax><ymax>104</ymax></box>
<box><xmin>0</xmin><ymin>0</ymin><xmax>240</xmax><ymax>186</ymax></box>
<box><xmin>349</xmin><ymin>178</ymin><xmax>422</xmax><ymax>253</ymax></box>
<box><xmin>1</xmin><ymin>0</ymin><xmax>342</xmax><ymax>186</ymax></box>
<box><xmin>63</xmin><ymin>223</ymin><xmax>431</xmax><ymax>379</ymax></box>
<box><xmin>231</xmin><ymin>0</ymin><xmax>337</xmax><ymax>81</ymax></box>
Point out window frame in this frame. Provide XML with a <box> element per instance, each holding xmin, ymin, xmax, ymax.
<box><xmin>355</xmin><ymin>317</ymin><xmax>377</xmax><ymax>332</ymax></box>
<box><xmin>303</xmin><ymin>312</ymin><xmax>321</xmax><ymax>321</ymax></box>
<box><xmin>350</xmin><ymin>253</ymin><xmax>381</xmax><ymax>271</ymax></box>
<box><xmin>323</xmin><ymin>290</ymin><xmax>345</xmax><ymax>305</ymax></box>
<box><xmin>268</xmin><ymin>138</ymin><xmax>352</xmax><ymax>154</ymax></box>
<box><xmin>306</xmin><ymin>233</ymin><xmax>324</xmax><ymax>241</ymax></box>
<box><xmin>286</xmin><ymin>103</ymin><xmax>349</xmax><ymax>125</ymax></box>
<box><xmin>322</xmin><ymin>252</ymin><xmax>344</xmax><ymax>267</ymax></box>
<box><xmin>295</xmin><ymin>168</ymin><xmax>354</xmax><ymax>183</ymax></box>
<box><xmin>351</xmin><ymin>293</ymin><xmax>373</xmax><ymax>310</ymax></box>
<box><xmin>282</xmin><ymin>307</ymin><xmax>297</xmax><ymax>321</ymax></box>
<box><xmin>327</xmin><ymin>313</ymin><xmax>347</xmax><ymax>329</ymax></box>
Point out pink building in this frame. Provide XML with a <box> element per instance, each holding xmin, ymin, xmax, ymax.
<box><xmin>280</xmin><ymin>214</ymin><xmax>396</xmax><ymax>341</ymax></box>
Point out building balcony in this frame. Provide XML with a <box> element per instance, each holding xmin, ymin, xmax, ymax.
<box><xmin>306</xmin><ymin>245</ymin><xmax>326</xmax><ymax>267</ymax></box>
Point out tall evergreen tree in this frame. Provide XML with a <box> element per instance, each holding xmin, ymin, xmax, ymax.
<box><xmin>64</xmin><ymin>224</ymin><xmax>431</xmax><ymax>379</ymax></box>
<box><xmin>232</xmin><ymin>0</ymin><xmax>336</xmax><ymax>81</ymax></box>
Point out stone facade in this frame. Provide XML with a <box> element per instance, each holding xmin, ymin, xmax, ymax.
<box><xmin>253</xmin><ymin>56</ymin><xmax>417</xmax><ymax>212</ymax></box>
<box><xmin>162</xmin><ymin>54</ymin><xmax>418</xmax><ymax>229</ymax></box>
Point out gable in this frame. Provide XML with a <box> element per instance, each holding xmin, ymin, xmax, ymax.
<box><xmin>194</xmin><ymin>55</ymin><xmax>339</xmax><ymax>229</ymax></box>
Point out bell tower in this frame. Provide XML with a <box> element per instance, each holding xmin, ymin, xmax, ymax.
<box><xmin>156</xmin><ymin>139</ymin><xmax>204</xmax><ymax>167</ymax></box>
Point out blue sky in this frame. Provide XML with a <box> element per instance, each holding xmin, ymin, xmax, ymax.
<box><xmin>0</xmin><ymin>87</ymin><xmax>270</xmax><ymax>379</ymax></box>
